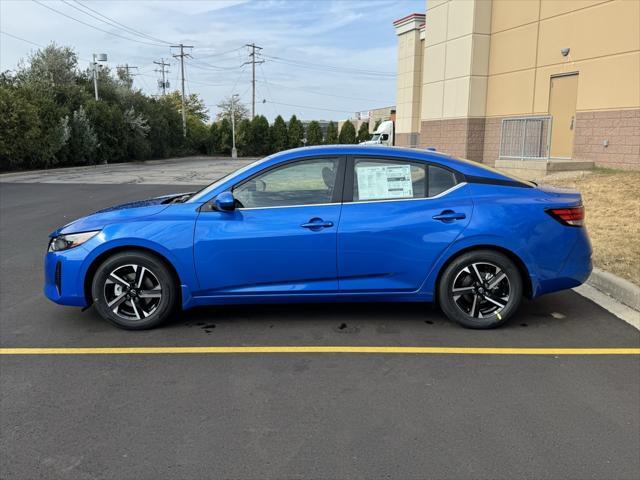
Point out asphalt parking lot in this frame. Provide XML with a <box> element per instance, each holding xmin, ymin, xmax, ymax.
<box><xmin>1</xmin><ymin>160</ymin><xmax>639</xmax><ymax>480</ymax></box>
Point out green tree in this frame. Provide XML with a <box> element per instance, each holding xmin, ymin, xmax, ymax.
<box><xmin>186</xmin><ymin>117</ymin><xmax>209</xmax><ymax>155</ymax></box>
<box><xmin>1</xmin><ymin>43</ymin><xmax>194</xmax><ymax>170</ymax></box>
<box><xmin>325</xmin><ymin>121</ymin><xmax>338</xmax><ymax>144</ymax></box>
<box><xmin>208</xmin><ymin>122</ymin><xmax>219</xmax><ymax>155</ymax></box>
<box><xmin>235</xmin><ymin>118</ymin><xmax>252</xmax><ymax>156</ymax></box>
<box><xmin>338</xmin><ymin>121</ymin><xmax>356</xmax><ymax>144</ymax></box>
<box><xmin>61</xmin><ymin>105</ymin><xmax>99</xmax><ymax>165</ymax></box>
<box><xmin>218</xmin><ymin>118</ymin><xmax>233</xmax><ymax>155</ymax></box>
<box><xmin>287</xmin><ymin>114</ymin><xmax>304</xmax><ymax>149</ymax></box>
<box><xmin>166</xmin><ymin>90</ymin><xmax>209</xmax><ymax>122</ymax></box>
<box><xmin>270</xmin><ymin>115</ymin><xmax>288</xmax><ymax>152</ymax></box>
<box><xmin>306</xmin><ymin>120</ymin><xmax>323</xmax><ymax>146</ymax></box>
<box><xmin>216</xmin><ymin>95</ymin><xmax>249</xmax><ymax>125</ymax></box>
<box><xmin>373</xmin><ymin>119</ymin><xmax>382</xmax><ymax>131</ymax></box>
<box><xmin>249</xmin><ymin>115</ymin><xmax>270</xmax><ymax>156</ymax></box>
<box><xmin>357</xmin><ymin>121</ymin><xmax>370</xmax><ymax>143</ymax></box>
<box><xmin>0</xmin><ymin>85</ymin><xmax>42</xmax><ymax>170</ymax></box>
<box><xmin>17</xmin><ymin>42</ymin><xmax>78</xmax><ymax>88</ymax></box>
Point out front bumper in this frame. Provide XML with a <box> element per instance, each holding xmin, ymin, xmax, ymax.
<box><xmin>44</xmin><ymin>247</ymin><xmax>90</xmax><ymax>307</ymax></box>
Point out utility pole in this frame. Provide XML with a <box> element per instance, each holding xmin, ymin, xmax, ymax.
<box><xmin>117</xmin><ymin>63</ymin><xmax>138</xmax><ymax>88</ymax></box>
<box><xmin>153</xmin><ymin>58</ymin><xmax>170</xmax><ymax>96</ymax></box>
<box><xmin>243</xmin><ymin>43</ymin><xmax>264</xmax><ymax>118</ymax></box>
<box><xmin>171</xmin><ymin>44</ymin><xmax>194</xmax><ymax>137</ymax></box>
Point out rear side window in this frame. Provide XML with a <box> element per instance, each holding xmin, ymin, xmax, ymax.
<box><xmin>352</xmin><ymin>158</ymin><xmax>459</xmax><ymax>202</ymax></box>
<box><xmin>428</xmin><ymin>165</ymin><xmax>458</xmax><ymax>197</ymax></box>
<box><xmin>353</xmin><ymin>158</ymin><xmax>426</xmax><ymax>201</ymax></box>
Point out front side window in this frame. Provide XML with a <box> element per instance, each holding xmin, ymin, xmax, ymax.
<box><xmin>233</xmin><ymin>158</ymin><xmax>339</xmax><ymax>209</ymax></box>
<box><xmin>353</xmin><ymin>158</ymin><xmax>426</xmax><ymax>201</ymax></box>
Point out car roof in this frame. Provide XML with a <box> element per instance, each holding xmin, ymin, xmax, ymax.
<box><xmin>270</xmin><ymin>145</ymin><xmax>512</xmax><ymax>181</ymax></box>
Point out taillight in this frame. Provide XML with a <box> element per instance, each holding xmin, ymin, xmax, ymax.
<box><xmin>546</xmin><ymin>205</ymin><xmax>585</xmax><ymax>227</ymax></box>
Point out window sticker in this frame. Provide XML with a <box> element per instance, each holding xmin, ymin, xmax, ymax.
<box><xmin>356</xmin><ymin>164</ymin><xmax>413</xmax><ymax>200</ymax></box>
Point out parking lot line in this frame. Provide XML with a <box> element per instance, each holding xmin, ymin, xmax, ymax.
<box><xmin>1</xmin><ymin>346</ymin><xmax>639</xmax><ymax>355</ymax></box>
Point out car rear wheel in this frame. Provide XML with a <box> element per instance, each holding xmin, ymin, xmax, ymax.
<box><xmin>91</xmin><ymin>251</ymin><xmax>176</xmax><ymax>330</ymax></box>
<box><xmin>438</xmin><ymin>250</ymin><xmax>522</xmax><ymax>329</ymax></box>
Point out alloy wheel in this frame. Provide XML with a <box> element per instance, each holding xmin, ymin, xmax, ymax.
<box><xmin>103</xmin><ymin>264</ymin><xmax>162</xmax><ymax>320</ymax></box>
<box><xmin>450</xmin><ymin>262</ymin><xmax>510</xmax><ymax>319</ymax></box>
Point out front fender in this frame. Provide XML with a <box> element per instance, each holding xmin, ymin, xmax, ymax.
<box><xmin>76</xmin><ymin>217</ymin><xmax>198</xmax><ymax>308</ymax></box>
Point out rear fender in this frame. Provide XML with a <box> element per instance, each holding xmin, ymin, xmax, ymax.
<box><xmin>419</xmin><ymin>234</ymin><xmax>539</xmax><ymax>298</ymax></box>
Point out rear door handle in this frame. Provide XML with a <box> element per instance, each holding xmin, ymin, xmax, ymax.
<box><xmin>301</xmin><ymin>218</ymin><xmax>334</xmax><ymax>230</ymax></box>
<box><xmin>432</xmin><ymin>210</ymin><xmax>466</xmax><ymax>222</ymax></box>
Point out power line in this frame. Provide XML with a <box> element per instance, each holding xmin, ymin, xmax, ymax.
<box><xmin>0</xmin><ymin>29</ymin><xmax>92</xmax><ymax>64</ymax></box>
<box><xmin>257</xmin><ymin>77</ymin><xmax>379</xmax><ymax>103</ymax></box>
<box><xmin>70</xmin><ymin>0</ymin><xmax>173</xmax><ymax>45</ymax></box>
<box><xmin>186</xmin><ymin>59</ymin><xmax>244</xmax><ymax>72</ymax></box>
<box><xmin>0</xmin><ymin>30</ymin><xmax>43</xmax><ymax>48</ymax></box>
<box><xmin>262</xmin><ymin>99</ymin><xmax>354</xmax><ymax>114</ymax></box>
<box><xmin>262</xmin><ymin>54</ymin><xmax>395</xmax><ymax>77</ymax></box>
<box><xmin>195</xmin><ymin>46</ymin><xmax>245</xmax><ymax>59</ymax></box>
<box><xmin>31</xmin><ymin>0</ymin><xmax>167</xmax><ymax>47</ymax></box>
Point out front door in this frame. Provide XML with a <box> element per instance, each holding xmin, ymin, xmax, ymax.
<box><xmin>337</xmin><ymin>157</ymin><xmax>472</xmax><ymax>292</ymax></box>
<box><xmin>549</xmin><ymin>73</ymin><xmax>579</xmax><ymax>158</ymax></box>
<box><xmin>194</xmin><ymin>157</ymin><xmax>344</xmax><ymax>296</ymax></box>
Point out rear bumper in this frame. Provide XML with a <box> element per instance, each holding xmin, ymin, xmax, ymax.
<box><xmin>536</xmin><ymin>228</ymin><xmax>592</xmax><ymax>296</ymax></box>
<box><xmin>43</xmin><ymin>248</ymin><xmax>89</xmax><ymax>307</ymax></box>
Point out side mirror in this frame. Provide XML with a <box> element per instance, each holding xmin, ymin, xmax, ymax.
<box><xmin>380</xmin><ymin>134</ymin><xmax>389</xmax><ymax>141</ymax></box>
<box><xmin>213</xmin><ymin>191</ymin><xmax>236</xmax><ymax>212</ymax></box>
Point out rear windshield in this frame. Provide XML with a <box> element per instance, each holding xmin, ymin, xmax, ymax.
<box><xmin>454</xmin><ymin>157</ymin><xmax>536</xmax><ymax>187</ymax></box>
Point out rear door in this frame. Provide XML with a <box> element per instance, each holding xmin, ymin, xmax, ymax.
<box><xmin>337</xmin><ymin>156</ymin><xmax>472</xmax><ymax>292</ymax></box>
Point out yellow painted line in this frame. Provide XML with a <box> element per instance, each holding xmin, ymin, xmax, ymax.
<box><xmin>0</xmin><ymin>346</ymin><xmax>639</xmax><ymax>355</ymax></box>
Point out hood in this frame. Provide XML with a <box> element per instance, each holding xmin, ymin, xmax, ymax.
<box><xmin>51</xmin><ymin>192</ymin><xmax>190</xmax><ymax>237</ymax></box>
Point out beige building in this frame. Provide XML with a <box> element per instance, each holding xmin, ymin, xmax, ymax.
<box><xmin>394</xmin><ymin>0</ymin><xmax>640</xmax><ymax>175</ymax></box>
<box><xmin>339</xmin><ymin>106</ymin><xmax>396</xmax><ymax>137</ymax></box>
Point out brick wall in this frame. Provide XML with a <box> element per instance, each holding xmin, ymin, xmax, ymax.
<box><xmin>395</xmin><ymin>132</ymin><xmax>420</xmax><ymax>148</ymax></box>
<box><xmin>573</xmin><ymin>109</ymin><xmax>640</xmax><ymax>170</ymax></box>
<box><xmin>416</xmin><ymin>110</ymin><xmax>640</xmax><ymax>169</ymax></box>
<box><xmin>419</xmin><ymin>118</ymin><xmax>485</xmax><ymax>162</ymax></box>
<box><xmin>482</xmin><ymin>118</ymin><xmax>502</xmax><ymax>166</ymax></box>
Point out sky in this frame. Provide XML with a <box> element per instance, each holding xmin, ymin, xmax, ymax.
<box><xmin>0</xmin><ymin>0</ymin><xmax>424</xmax><ymax>122</ymax></box>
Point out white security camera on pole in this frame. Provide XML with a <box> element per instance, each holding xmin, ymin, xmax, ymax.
<box><xmin>231</xmin><ymin>94</ymin><xmax>239</xmax><ymax>159</ymax></box>
<box><xmin>92</xmin><ymin>53</ymin><xmax>108</xmax><ymax>101</ymax></box>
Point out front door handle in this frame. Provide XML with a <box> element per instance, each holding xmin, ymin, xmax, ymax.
<box><xmin>301</xmin><ymin>218</ymin><xmax>334</xmax><ymax>230</ymax></box>
<box><xmin>432</xmin><ymin>210</ymin><xmax>466</xmax><ymax>222</ymax></box>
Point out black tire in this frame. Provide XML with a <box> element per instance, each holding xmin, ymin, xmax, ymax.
<box><xmin>437</xmin><ymin>250</ymin><xmax>522</xmax><ymax>329</ymax></box>
<box><xmin>91</xmin><ymin>251</ymin><xmax>176</xmax><ymax>330</ymax></box>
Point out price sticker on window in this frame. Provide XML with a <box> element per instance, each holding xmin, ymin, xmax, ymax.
<box><xmin>356</xmin><ymin>164</ymin><xmax>413</xmax><ymax>200</ymax></box>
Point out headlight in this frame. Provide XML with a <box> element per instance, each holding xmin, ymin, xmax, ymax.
<box><xmin>48</xmin><ymin>231</ymin><xmax>99</xmax><ymax>252</ymax></box>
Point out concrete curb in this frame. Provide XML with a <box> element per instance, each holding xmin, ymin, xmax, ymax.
<box><xmin>586</xmin><ymin>267</ymin><xmax>640</xmax><ymax>312</ymax></box>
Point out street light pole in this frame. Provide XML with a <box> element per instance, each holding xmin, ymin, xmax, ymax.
<box><xmin>92</xmin><ymin>53</ymin><xmax>108</xmax><ymax>101</ymax></box>
<box><xmin>231</xmin><ymin>94</ymin><xmax>239</xmax><ymax>159</ymax></box>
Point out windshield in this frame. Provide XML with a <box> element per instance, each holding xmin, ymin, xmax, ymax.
<box><xmin>370</xmin><ymin>134</ymin><xmax>380</xmax><ymax>141</ymax></box>
<box><xmin>188</xmin><ymin>156</ymin><xmax>272</xmax><ymax>203</ymax></box>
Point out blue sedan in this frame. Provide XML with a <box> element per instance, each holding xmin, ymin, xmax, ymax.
<box><xmin>44</xmin><ymin>146</ymin><xmax>592</xmax><ymax>329</ymax></box>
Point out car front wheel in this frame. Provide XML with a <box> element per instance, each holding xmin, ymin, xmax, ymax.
<box><xmin>438</xmin><ymin>250</ymin><xmax>523</xmax><ymax>329</ymax></box>
<box><xmin>91</xmin><ymin>251</ymin><xmax>176</xmax><ymax>330</ymax></box>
